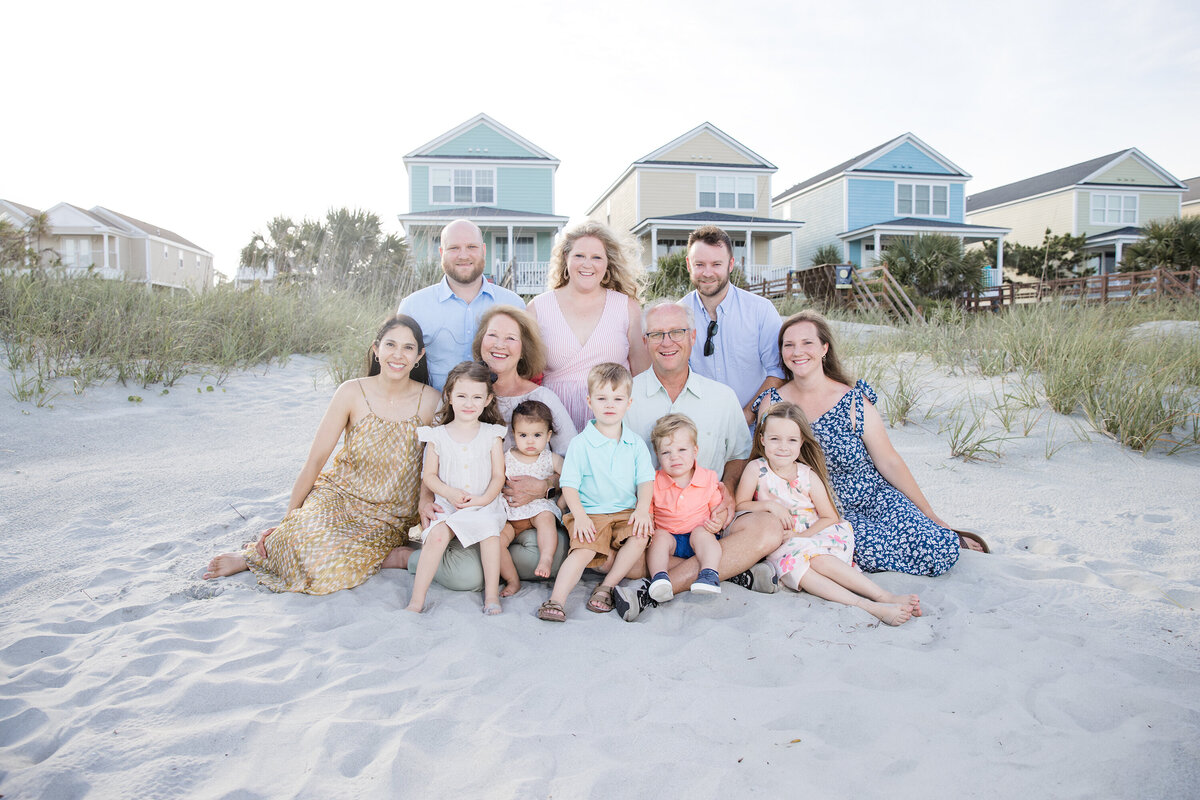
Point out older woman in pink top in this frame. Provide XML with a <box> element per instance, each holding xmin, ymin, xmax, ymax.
<box><xmin>526</xmin><ymin>221</ymin><xmax>650</xmax><ymax>430</ymax></box>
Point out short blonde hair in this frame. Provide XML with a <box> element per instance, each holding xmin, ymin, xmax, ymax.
<box><xmin>547</xmin><ymin>221</ymin><xmax>643</xmax><ymax>301</ymax></box>
<box><xmin>649</xmin><ymin>413</ymin><xmax>697</xmax><ymax>452</ymax></box>
<box><xmin>586</xmin><ymin>362</ymin><xmax>632</xmax><ymax>395</ymax></box>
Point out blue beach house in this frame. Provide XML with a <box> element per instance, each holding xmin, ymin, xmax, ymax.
<box><xmin>771</xmin><ymin>133</ymin><xmax>1008</xmax><ymax>287</ymax></box>
<box><xmin>398</xmin><ymin>113</ymin><xmax>568</xmax><ymax>294</ymax></box>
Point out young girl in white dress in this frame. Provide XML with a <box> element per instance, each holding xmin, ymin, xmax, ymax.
<box><xmin>498</xmin><ymin>400</ymin><xmax>564</xmax><ymax>596</ymax></box>
<box><xmin>408</xmin><ymin>362</ymin><xmax>508</xmax><ymax>615</ymax></box>
<box><xmin>736</xmin><ymin>402</ymin><xmax>921</xmax><ymax>626</ymax></box>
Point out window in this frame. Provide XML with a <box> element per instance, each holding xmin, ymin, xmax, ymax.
<box><xmin>1091</xmin><ymin>193</ymin><xmax>1137</xmax><ymax>225</ymax></box>
<box><xmin>495</xmin><ymin>235</ymin><xmax>534</xmax><ymax>263</ymax></box>
<box><xmin>896</xmin><ymin>183</ymin><xmax>949</xmax><ymax>217</ymax></box>
<box><xmin>698</xmin><ymin>174</ymin><xmax>756</xmax><ymax>210</ymax></box>
<box><xmin>431</xmin><ymin>167</ymin><xmax>496</xmax><ymax>205</ymax></box>
<box><xmin>60</xmin><ymin>236</ymin><xmax>93</xmax><ymax>268</ymax></box>
<box><xmin>655</xmin><ymin>238</ymin><xmax>689</xmax><ymax>258</ymax></box>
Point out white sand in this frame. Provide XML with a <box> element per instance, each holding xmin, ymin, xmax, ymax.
<box><xmin>3</xmin><ymin>356</ymin><xmax>1199</xmax><ymax>799</ymax></box>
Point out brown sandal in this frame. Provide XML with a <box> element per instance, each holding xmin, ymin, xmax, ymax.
<box><xmin>954</xmin><ymin>529</ymin><xmax>990</xmax><ymax>554</ymax></box>
<box><xmin>536</xmin><ymin>600</ymin><xmax>566</xmax><ymax>622</ymax></box>
<box><xmin>586</xmin><ymin>584</ymin><xmax>614</xmax><ymax>613</ymax></box>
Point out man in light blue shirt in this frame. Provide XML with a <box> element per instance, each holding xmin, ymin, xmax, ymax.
<box><xmin>681</xmin><ymin>224</ymin><xmax>784</xmax><ymax>423</ymax></box>
<box><xmin>397</xmin><ymin>218</ymin><xmax>524</xmax><ymax>390</ymax></box>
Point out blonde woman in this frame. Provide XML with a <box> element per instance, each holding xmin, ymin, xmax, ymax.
<box><xmin>526</xmin><ymin>221</ymin><xmax>650</xmax><ymax>430</ymax></box>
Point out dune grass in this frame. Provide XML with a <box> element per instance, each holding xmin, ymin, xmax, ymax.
<box><xmin>795</xmin><ymin>297</ymin><xmax>1200</xmax><ymax>456</ymax></box>
<box><xmin>0</xmin><ymin>271</ymin><xmax>393</xmax><ymax>401</ymax></box>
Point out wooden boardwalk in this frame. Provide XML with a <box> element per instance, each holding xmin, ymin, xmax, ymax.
<box><xmin>962</xmin><ymin>267</ymin><xmax>1199</xmax><ymax>311</ymax></box>
<box><xmin>744</xmin><ymin>263</ymin><xmax>922</xmax><ymax>323</ymax></box>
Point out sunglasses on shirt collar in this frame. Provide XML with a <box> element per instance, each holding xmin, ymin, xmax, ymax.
<box><xmin>703</xmin><ymin>320</ymin><xmax>718</xmax><ymax>357</ymax></box>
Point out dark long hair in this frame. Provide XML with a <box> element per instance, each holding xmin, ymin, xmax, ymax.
<box><xmin>365</xmin><ymin>314</ymin><xmax>429</xmax><ymax>385</ymax></box>
<box><xmin>778</xmin><ymin>310</ymin><xmax>852</xmax><ymax>387</ymax></box>
<box><xmin>434</xmin><ymin>361</ymin><xmax>503</xmax><ymax>426</ymax></box>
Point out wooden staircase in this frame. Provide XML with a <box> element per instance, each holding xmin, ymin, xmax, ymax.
<box><xmin>784</xmin><ymin>264</ymin><xmax>922</xmax><ymax>323</ymax></box>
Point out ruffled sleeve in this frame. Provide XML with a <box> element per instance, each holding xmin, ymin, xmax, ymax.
<box><xmin>483</xmin><ymin>422</ymin><xmax>507</xmax><ymax>441</ymax></box>
<box><xmin>416</xmin><ymin>425</ymin><xmax>438</xmax><ymax>452</ymax></box>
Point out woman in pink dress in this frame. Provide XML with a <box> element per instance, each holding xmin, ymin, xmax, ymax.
<box><xmin>526</xmin><ymin>221</ymin><xmax>650</xmax><ymax>430</ymax></box>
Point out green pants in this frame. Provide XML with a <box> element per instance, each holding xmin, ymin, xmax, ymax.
<box><xmin>406</xmin><ymin>527</ymin><xmax>570</xmax><ymax>592</ymax></box>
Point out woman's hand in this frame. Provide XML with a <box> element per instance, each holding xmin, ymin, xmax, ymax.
<box><xmin>255</xmin><ymin>528</ymin><xmax>275</xmax><ymax>558</ymax></box>
<box><xmin>419</xmin><ymin>498</ymin><xmax>444</xmax><ymax>528</ymax></box>
<box><xmin>503</xmin><ymin>475</ymin><xmax>548</xmax><ymax>507</ymax></box>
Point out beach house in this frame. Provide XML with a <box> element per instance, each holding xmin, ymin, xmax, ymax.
<box><xmin>584</xmin><ymin>122</ymin><xmax>802</xmax><ymax>282</ymax></box>
<box><xmin>771</xmin><ymin>133</ymin><xmax>1009</xmax><ymax>287</ymax></box>
<box><xmin>0</xmin><ymin>199</ymin><xmax>214</xmax><ymax>291</ymax></box>
<box><xmin>397</xmin><ymin>113</ymin><xmax>568</xmax><ymax>294</ymax></box>
<box><xmin>965</xmin><ymin>149</ymin><xmax>1187</xmax><ymax>274</ymax></box>
<box><xmin>1181</xmin><ymin>177</ymin><xmax>1199</xmax><ymax>219</ymax></box>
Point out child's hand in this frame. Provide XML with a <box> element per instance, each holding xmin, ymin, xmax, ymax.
<box><xmin>572</xmin><ymin>515</ymin><xmax>597</xmax><ymax>543</ymax></box>
<box><xmin>629</xmin><ymin>508</ymin><xmax>653</xmax><ymax>538</ymax></box>
<box><xmin>764</xmin><ymin>500</ymin><xmax>793</xmax><ymax>530</ymax></box>
<box><xmin>447</xmin><ymin>489</ymin><xmax>471</xmax><ymax>509</ymax></box>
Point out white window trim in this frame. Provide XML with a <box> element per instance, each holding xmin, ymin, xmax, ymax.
<box><xmin>696</xmin><ymin>173</ymin><xmax>757</xmax><ymax>212</ymax></box>
<box><xmin>1090</xmin><ymin>192</ymin><xmax>1139</xmax><ymax>226</ymax></box>
<box><xmin>429</xmin><ymin>164</ymin><xmax>498</xmax><ymax>207</ymax></box>
<box><xmin>894</xmin><ymin>181</ymin><xmax>950</xmax><ymax>218</ymax></box>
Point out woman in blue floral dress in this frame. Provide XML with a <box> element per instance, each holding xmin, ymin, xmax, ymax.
<box><xmin>752</xmin><ymin>310</ymin><xmax>971</xmax><ymax>576</ymax></box>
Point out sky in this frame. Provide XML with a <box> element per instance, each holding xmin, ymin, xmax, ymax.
<box><xmin>6</xmin><ymin>0</ymin><xmax>1198</xmax><ymax>279</ymax></box>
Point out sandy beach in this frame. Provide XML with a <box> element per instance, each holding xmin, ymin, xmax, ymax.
<box><xmin>2</xmin><ymin>349</ymin><xmax>1199</xmax><ymax>799</ymax></box>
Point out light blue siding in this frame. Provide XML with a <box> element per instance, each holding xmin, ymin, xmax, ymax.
<box><xmin>410</xmin><ymin>165</ymin><xmax>431</xmax><ymax>212</ymax></box>
<box><xmin>950</xmin><ymin>183</ymin><xmax>964</xmax><ymax>222</ymax></box>
<box><xmin>847</xmin><ymin>178</ymin><xmax>895</xmax><ymax>230</ymax></box>
<box><xmin>773</xmin><ymin>180</ymin><xmax>844</xmax><ymax>269</ymax></box>
<box><xmin>861</xmin><ymin>141</ymin><xmax>954</xmax><ymax>175</ymax></box>
<box><xmin>848</xmin><ymin>239</ymin><xmax>862</xmax><ymax>267</ymax></box>
<box><xmin>430</xmin><ymin>123</ymin><xmax>538</xmax><ymax>158</ymax></box>
<box><xmin>497</xmin><ymin>167</ymin><xmax>553</xmax><ymax>214</ymax></box>
<box><xmin>537</xmin><ymin>232</ymin><xmax>553</xmax><ymax>261</ymax></box>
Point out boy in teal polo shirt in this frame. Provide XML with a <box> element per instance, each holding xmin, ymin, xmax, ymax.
<box><xmin>536</xmin><ymin>363</ymin><xmax>654</xmax><ymax>622</ymax></box>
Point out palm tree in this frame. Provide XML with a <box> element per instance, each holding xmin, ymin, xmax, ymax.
<box><xmin>1122</xmin><ymin>217</ymin><xmax>1200</xmax><ymax>271</ymax></box>
<box><xmin>877</xmin><ymin>234</ymin><xmax>986</xmax><ymax>299</ymax></box>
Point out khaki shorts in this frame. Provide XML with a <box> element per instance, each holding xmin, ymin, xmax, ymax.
<box><xmin>564</xmin><ymin>509</ymin><xmax>636</xmax><ymax>569</ymax></box>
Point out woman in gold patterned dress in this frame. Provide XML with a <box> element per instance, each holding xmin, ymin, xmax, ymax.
<box><xmin>203</xmin><ymin>315</ymin><xmax>440</xmax><ymax>594</ymax></box>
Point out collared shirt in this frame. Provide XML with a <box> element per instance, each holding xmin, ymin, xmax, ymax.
<box><xmin>681</xmin><ymin>284</ymin><xmax>784</xmax><ymax>408</ymax></box>
<box><xmin>625</xmin><ymin>368</ymin><xmax>752</xmax><ymax>476</ymax></box>
<box><xmin>560</xmin><ymin>421</ymin><xmax>654</xmax><ymax>514</ymax></box>
<box><xmin>651</xmin><ymin>467</ymin><xmax>722</xmax><ymax>535</ymax></box>
<box><xmin>397</xmin><ymin>276</ymin><xmax>525</xmax><ymax>390</ymax></box>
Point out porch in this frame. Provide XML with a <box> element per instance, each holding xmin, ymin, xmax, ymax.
<box><xmin>632</xmin><ymin>211</ymin><xmax>803</xmax><ymax>275</ymax></box>
<box><xmin>1082</xmin><ymin>226</ymin><xmax>1143</xmax><ymax>274</ymax></box>
<box><xmin>840</xmin><ymin>218</ymin><xmax>1011</xmax><ymax>288</ymax></box>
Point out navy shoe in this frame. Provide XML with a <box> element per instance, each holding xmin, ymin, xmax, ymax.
<box><xmin>690</xmin><ymin>567</ymin><xmax>721</xmax><ymax>594</ymax></box>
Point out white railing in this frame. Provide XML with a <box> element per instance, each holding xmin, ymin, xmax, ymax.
<box><xmin>741</xmin><ymin>263</ymin><xmax>791</xmax><ymax>284</ymax></box>
<box><xmin>495</xmin><ymin>260</ymin><xmax>549</xmax><ymax>295</ymax></box>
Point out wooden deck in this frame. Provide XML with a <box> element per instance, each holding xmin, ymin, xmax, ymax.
<box><xmin>744</xmin><ymin>263</ymin><xmax>922</xmax><ymax>323</ymax></box>
<box><xmin>962</xmin><ymin>267</ymin><xmax>1200</xmax><ymax>311</ymax></box>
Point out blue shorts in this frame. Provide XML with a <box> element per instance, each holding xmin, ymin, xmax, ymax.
<box><xmin>670</xmin><ymin>530</ymin><xmax>721</xmax><ymax>559</ymax></box>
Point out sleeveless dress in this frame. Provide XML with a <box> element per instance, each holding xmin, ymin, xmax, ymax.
<box><xmin>753</xmin><ymin>380</ymin><xmax>959</xmax><ymax>576</ymax></box>
<box><xmin>504</xmin><ymin>447</ymin><xmax>559</xmax><ymax>521</ymax></box>
<box><xmin>534</xmin><ymin>288</ymin><xmax>631</xmax><ymax>431</ymax></box>
<box><xmin>243</xmin><ymin>381</ymin><xmax>422</xmax><ymax>594</ymax></box>
<box><xmin>417</xmin><ymin>422</ymin><xmax>507</xmax><ymax>546</ymax></box>
<box><xmin>749</xmin><ymin>458</ymin><xmax>854</xmax><ymax>591</ymax></box>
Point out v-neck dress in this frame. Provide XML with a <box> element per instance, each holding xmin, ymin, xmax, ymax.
<box><xmin>534</xmin><ymin>288</ymin><xmax>630</xmax><ymax>431</ymax></box>
<box><xmin>753</xmin><ymin>380</ymin><xmax>959</xmax><ymax>576</ymax></box>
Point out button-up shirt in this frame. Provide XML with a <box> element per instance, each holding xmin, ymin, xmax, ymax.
<box><xmin>682</xmin><ymin>285</ymin><xmax>784</xmax><ymax>408</ymax></box>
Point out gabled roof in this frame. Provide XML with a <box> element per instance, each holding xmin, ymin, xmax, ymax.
<box><xmin>398</xmin><ymin>206</ymin><xmax>567</xmax><ymax>222</ymax></box>
<box><xmin>1183</xmin><ymin>177</ymin><xmax>1200</xmax><ymax>205</ymax></box>
<box><xmin>641</xmin><ymin>211</ymin><xmax>796</xmax><ymax>225</ymax></box>
<box><xmin>966</xmin><ymin>148</ymin><xmax>1187</xmax><ymax>212</ymax></box>
<box><xmin>839</xmin><ymin>217</ymin><xmax>1010</xmax><ymax>239</ymax></box>
<box><xmin>1085</xmin><ymin>226</ymin><xmax>1143</xmax><ymax>243</ymax></box>
<box><xmin>0</xmin><ymin>199</ymin><xmax>40</xmax><ymax>221</ymax></box>
<box><xmin>404</xmin><ymin>113</ymin><xmax>558</xmax><ymax>162</ymax></box>
<box><xmin>773</xmin><ymin>133</ymin><xmax>969</xmax><ymax>203</ymax></box>
<box><xmin>91</xmin><ymin>206</ymin><xmax>207</xmax><ymax>251</ymax></box>
<box><xmin>55</xmin><ymin>203</ymin><xmax>122</xmax><ymax>229</ymax></box>
<box><xmin>636</xmin><ymin>122</ymin><xmax>776</xmax><ymax>169</ymax></box>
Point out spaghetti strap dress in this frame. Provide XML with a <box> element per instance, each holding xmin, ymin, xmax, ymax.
<box><xmin>242</xmin><ymin>380</ymin><xmax>423</xmax><ymax>594</ymax></box>
<box><xmin>534</xmin><ymin>288</ymin><xmax>630</xmax><ymax>431</ymax></box>
<box><xmin>809</xmin><ymin>380</ymin><xmax>959</xmax><ymax>576</ymax></box>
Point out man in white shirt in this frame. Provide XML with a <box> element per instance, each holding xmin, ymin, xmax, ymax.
<box><xmin>681</xmin><ymin>224</ymin><xmax>785</xmax><ymax>423</ymax></box>
<box><xmin>615</xmin><ymin>301</ymin><xmax>786</xmax><ymax>621</ymax></box>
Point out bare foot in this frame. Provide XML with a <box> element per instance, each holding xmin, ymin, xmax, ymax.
<box><xmin>859</xmin><ymin>599</ymin><xmax>913</xmax><ymax>626</ymax></box>
<box><xmin>380</xmin><ymin>546</ymin><xmax>413</xmax><ymax>570</ymax></box>
<box><xmin>878</xmin><ymin>591</ymin><xmax>922</xmax><ymax>617</ymax></box>
<box><xmin>482</xmin><ymin>600</ymin><xmax>502</xmax><ymax>615</ymax></box>
<box><xmin>500</xmin><ymin>578</ymin><xmax>520</xmax><ymax>597</ymax></box>
<box><xmin>203</xmin><ymin>553</ymin><xmax>248</xmax><ymax>579</ymax></box>
<box><xmin>404</xmin><ymin>602</ymin><xmax>424</xmax><ymax>614</ymax></box>
<box><xmin>961</xmin><ymin>537</ymin><xmax>985</xmax><ymax>552</ymax></box>
<box><xmin>534</xmin><ymin>558</ymin><xmax>553</xmax><ymax>579</ymax></box>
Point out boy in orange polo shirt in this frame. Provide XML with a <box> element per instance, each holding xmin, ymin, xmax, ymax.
<box><xmin>646</xmin><ymin>413</ymin><xmax>728</xmax><ymax>602</ymax></box>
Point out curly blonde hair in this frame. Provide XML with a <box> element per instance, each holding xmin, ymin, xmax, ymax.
<box><xmin>546</xmin><ymin>221</ymin><xmax>642</xmax><ymax>301</ymax></box>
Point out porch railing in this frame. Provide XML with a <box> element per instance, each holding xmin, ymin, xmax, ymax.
<box><xmin>961</xmin><ymin>267</ymin><xmax>1200</xmax><ymax>310</ymax></box>
<box><xmin>495</xmin><ymin>260</ymin><xmax>550</xmax><ymax>296</ymax></box>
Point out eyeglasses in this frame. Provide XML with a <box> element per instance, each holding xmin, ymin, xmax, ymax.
<box><xmin>645</xmin><ymin>328</ymin><xmax>690</xmax><ymax>344</ymax></box>
<box><xmin>703</xmin><ymin>320</ymin><xmax>718</xmax><ymax>356</ymax></box>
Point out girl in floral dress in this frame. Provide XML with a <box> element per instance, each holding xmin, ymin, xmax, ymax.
<box><xmin>735</xmin><ymin>403</ymin><xmax>920</xmax><ymax>627</ymax></box>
